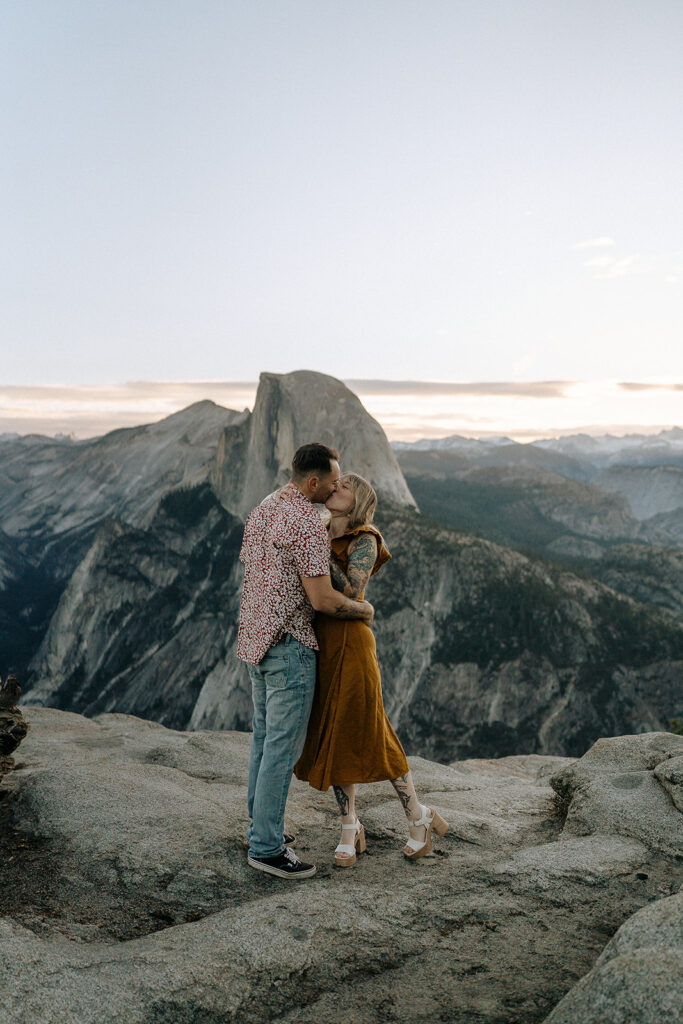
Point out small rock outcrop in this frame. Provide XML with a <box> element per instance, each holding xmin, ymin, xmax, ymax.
<box><xmin>544</xmin><ymin>893</ymin><xmax>683</xmax><ymax>1024</ymax></box>
<box><xmin>0</xmin><ymin>675</ymin><xmax>27</xmax><ymax>784</ymax></box>
<box><xmin>549</xmin><ymin>732</ymin><xmax>683</xmax><ymax>858</ymax></box>
<box><xmin>0</xmin><ymin>710</ymin><xmax>681</xmax><ymax>1023</ymax></box>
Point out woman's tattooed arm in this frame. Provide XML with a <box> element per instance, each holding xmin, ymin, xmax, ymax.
<box><xmin>329</xmin><ymin>556</ymin><xmax>355</xmax><ymax>597</ymax></box>
<box><xmin>329</xmin><ymin>534</ymin><xmax>377</xmax><ymax>599</ymax></box>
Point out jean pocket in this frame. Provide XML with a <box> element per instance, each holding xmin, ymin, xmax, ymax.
<box><xmin>297</xmin><ymin>642</ymin><xmax>315</xmax><ymax>663</ymax></box>
<box><xmin>263</xmin><ymin>654</ymin><xmax>290</xmax><ymax>689</ymax></box>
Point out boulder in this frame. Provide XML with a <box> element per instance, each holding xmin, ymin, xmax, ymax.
<box><xmin>543</xmin><ymin>893</ymin><xmax>683</xmax><ymax>1024</ymax></box>
<box><xmin>655</xmin><ymin>755</ymin><xmax>683</xmax><ymax>813</ymax></box>
<box><xmin>550</xmin><ymin>733</ymin><xmax>683</xmax><ymax>857</ymax></box>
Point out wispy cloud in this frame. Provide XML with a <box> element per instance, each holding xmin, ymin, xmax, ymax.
<box><xmin>572</xmin><ymin>237</ymin><xmax>616</xmax><ymax>249</ymax></box>
<box><xmin>1</xmin><ymin>378</ymin><xmax>680</xmax><ymax>443</ymax></box>
<box><xmin>596</xmin><ymin>251</ymin><xmax>683</xmax><ymax>281</ymax></box>
<box><xmin>618</xmin><ymin>381</ymin><xmax>683</xmax><ymax>392</ymax></box>
<box><xmin>581</xmin><ymin>255</ymin><xmax>614</xmax><ymax>269</ymax></box>
<box><xmin>346</xmin><ymin>380</ymin><xmax>571</xmax><ymax>399</ymax></box>
<box><xmin>574</xmin><ymin>247</ymin><xmax>683</xmax><ymax>282</ymax></box>
<box><xmin>0</xmin><ymin>381</ymin><xmax>258</xmax><ymax>439</ymax></box>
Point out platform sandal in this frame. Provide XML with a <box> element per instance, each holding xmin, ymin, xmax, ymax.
<box><xmin>403</xmin><ymin>804</ymin><xmax>449</xmax><ymax>860</ymax></box>
<box><xmin>334</xmin><ymin>817</ymin><xmax>366</xmax><ymax>868</ymax></box>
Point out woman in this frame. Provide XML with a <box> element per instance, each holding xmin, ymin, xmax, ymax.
<box><xmin>294</xmin><ymin>473</ymin><xmax>449</xmax><ymax>866</ymax></box>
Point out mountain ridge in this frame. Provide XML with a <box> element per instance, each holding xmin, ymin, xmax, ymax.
<box><xmin>2</xmin><ymin>371</ymin><xmax>681</xmax><ymax>764</ymax></box>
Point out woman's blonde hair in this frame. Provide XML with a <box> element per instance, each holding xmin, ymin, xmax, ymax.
<box><xmin>343</xmin><ymin>473</ymin><xmax>378</xmax><ymax>530</ymax></box>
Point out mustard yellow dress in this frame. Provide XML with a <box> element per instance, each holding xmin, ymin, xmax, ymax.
<box><xmin>294</xmin><ymin>524</ymin><xmax>410</xmax><ymax>790</ymax></box>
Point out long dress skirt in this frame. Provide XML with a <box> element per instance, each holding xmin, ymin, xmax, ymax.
<box><xmin>294</xmin><ymin>613</ymin><xmax>409</xmax><ymax>791</ymax></box>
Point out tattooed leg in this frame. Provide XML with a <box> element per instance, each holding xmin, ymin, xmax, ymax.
<box><xmin>390</xmin><ymin>771</ymin><xmax>421</xmax><ymax>819</ymax></box>
<box><xmin>332</xmin><ymin>783</ymin><xmax>357</xmax><ymax>861</ymax></box>
<box><xmin>333</xmin><ymin>783</ymin><xmax>355</xmax><ymax>821</ymax></box>
<box><xmin>391</xmin><ymin>770</ymin><xmax>429</xmax><ymax>845</ymax></box>
<box><xmin>333</xmin><ymin>782</ymin><xmax>360</xmax><ymax>864</ymax></box>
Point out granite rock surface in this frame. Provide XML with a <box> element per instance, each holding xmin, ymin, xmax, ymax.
<box><xmin>0</xmin><ymin>709</ymin><xmax>681</xmax><ymax>1024</ymax></box>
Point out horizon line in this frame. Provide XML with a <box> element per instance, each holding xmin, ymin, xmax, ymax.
<box><xmin>1</xmin><ymin>376</ymin><xmax>681</xmax><ymax>445</ymax></box>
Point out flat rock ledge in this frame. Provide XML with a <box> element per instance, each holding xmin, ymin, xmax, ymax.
<box><xmin>0</xmin><ymin>708</ymin><xmax>681</xmax><ymax>1024</ymax></box>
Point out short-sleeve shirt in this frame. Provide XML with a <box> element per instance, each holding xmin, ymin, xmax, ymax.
<box><xmin>236</xmin><ymin>486</ymin><xmax>331</xmax><ymax>665</ymax></box>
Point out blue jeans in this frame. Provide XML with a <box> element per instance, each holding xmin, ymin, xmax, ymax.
<box><xmin>246</xmin><ymin>633</ymin><xmax>316</xmax><ymax>859</ymax></box>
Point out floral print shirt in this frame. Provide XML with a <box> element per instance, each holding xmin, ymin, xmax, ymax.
<box><xmin>236</xmin><ymin>486</ymin><xmax>330</xmax><ymax>664</ymax></box>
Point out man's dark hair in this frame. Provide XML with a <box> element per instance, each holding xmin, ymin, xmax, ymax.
<box><xmin>292</xmin><ymin>442</ymin><xmax>339</xmax><ymax>479</ymax></box>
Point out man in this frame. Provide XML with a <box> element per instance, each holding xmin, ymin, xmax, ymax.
<box><xmin>237</xmin><ymin>442</ymin><xmax>374</xmax><ymax>879</ymax></box>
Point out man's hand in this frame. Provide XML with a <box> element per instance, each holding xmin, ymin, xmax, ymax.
<box><xmin>359</xmin><ymin>600</ymin><xmax>374</xmax><ymax>626</ymax></box>
<box><xmin>302</xmin><ymin>576</ymin><xmax>375</xmax><ymax>624</ymax></box>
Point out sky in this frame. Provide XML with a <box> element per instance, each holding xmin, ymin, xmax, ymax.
<box><xmin>1</xmin><ymin>1</ymin><xmax>682</xmax><ymax>437</ymax></box>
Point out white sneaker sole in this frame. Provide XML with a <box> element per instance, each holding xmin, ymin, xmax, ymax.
<box><xmin>247</xmin><ymin>856</ymin><xmax>316</xmax><ymax>879</ymax></box>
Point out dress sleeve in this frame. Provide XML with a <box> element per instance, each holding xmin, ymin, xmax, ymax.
<box><xmin>371</xmin><ymin>536</ymin><xmax>391</xmax><ymax>575</ymax></box>
<box><xmin>355</xmin><ymin>526</ymin><xmax>391</xmax><ymax>575</ymax></box>
<box><xmin>290</xmin><ymin>512</ymin><xmax>331</xmax><ymax>577</ymax></box>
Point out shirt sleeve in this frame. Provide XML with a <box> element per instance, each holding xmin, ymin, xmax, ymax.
<box><xmin>290</xmin><ymin>512</ymin><xmax>331</xmax><ymax>578</ymax></box>
<box><xmin>239</xmin><ymin>512</ymin><xmax>252</xmax><ymax>564</ymax></box>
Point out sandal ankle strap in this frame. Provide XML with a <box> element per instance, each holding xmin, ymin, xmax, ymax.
<box><xmin>409</xmin><ymin>804</ymin><xmax>432</xmax><ymax>828</ymax></box>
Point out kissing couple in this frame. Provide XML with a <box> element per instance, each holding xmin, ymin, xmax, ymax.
<box><xmin>236</xmin><ymin>442</ymin><xmax>449</xmax><ymax>879</ymax></box>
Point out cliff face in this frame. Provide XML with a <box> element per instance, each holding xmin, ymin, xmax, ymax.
<box><xmin>13</xmin><ymin>370</ymin><xmax>417</xmax><ymax>737</ymax></box>
<box><xmin>212</xmin><ymin>370</ymin><xmax>416</xmax><ymax>518</ymax></box>
<box><xmin>0</xmin><ymin>402</ymin><xmax>248</xmax><ymax>679</ymax></box>
<box><xmin>398</xmin><ymin>451</ymin><xmax>676</xmax><ymax>549</ymax></box>
<box><xmin>371</xmin><ymin>503</ymin><xmax>683</xmax><ymax>760</ymax></box>
<box><xmin>594</xmin><ymin>464</ymin><xmax>683</xmax><ymax>519</ymax></box>
<box><xmin>24</xmin><ymin>485</ymin><xmax>250</xmax><ymax>731</ymax></box>
<box><xmin>0</xmin><ymin>373</ymin><xmax>415</xmax><ymax>681</ymax></box>
<box><xmin>22</xmin><ymin>490</ymin><xmax>683</xmax><ymax>760</ymax></box>
<box><xmin>0</xmin><ymin>400</ymin><xmax>246</xmax><ymax>538</ymax></box>
<box><xmin>398</xmin><ymin>450</ymin><xmax>683</xmax><ymax>616</ymax></box>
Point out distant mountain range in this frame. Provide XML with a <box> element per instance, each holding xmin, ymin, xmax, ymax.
<box><xmin>395</xmin><ymin>425</ymin><xmax>683</xmax><ymax>619</ymax></box>
<box><xmin>2</xmin><ymin>372</ymin><xmax>681</xmax><ymax>761</ymax></box>
<box><xmin>393</xmin><ymin>427</ymin><xmax>683</xmax><ymax>471</ymax></box>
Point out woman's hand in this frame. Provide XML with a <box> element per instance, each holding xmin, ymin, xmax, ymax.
<box><xmin>274</xmin><ymin>483</ymin><xmax>296</xmax><ymax>503</ymax></box>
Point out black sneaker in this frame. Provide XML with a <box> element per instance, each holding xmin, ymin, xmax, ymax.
<box><xmin>247</xmin><ymin>847</ymin><xmax>316</xmax><ymax>879</ymax></box>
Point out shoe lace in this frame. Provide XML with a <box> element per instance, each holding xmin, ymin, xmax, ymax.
<box><xmin>284</xmin><ymin>847</ymin><xmax>298</xmax><ymax>866</ymax></box>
